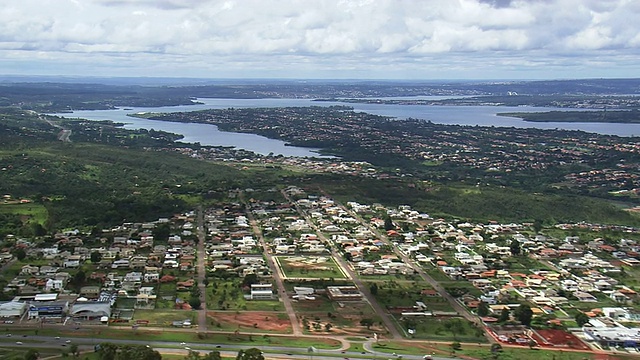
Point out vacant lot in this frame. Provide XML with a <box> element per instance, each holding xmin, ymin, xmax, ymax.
<box><xmin>277</xmin><ymin>256</ymin><xmax>346</xmax><ymax>279</ymax></box>
<box><xmin>208</xmin><ymin>311</ymin><xmax>292</xmax><ymax>334</ymax></box>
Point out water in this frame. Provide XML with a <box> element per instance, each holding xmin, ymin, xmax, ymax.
<box><xmin>53</xmin><ymin>97</ymin><xmax>640</xmax><ymax>157</ymax></box>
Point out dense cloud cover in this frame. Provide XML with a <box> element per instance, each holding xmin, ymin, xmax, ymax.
<box><xmin>1</xmin><ymin>0</ymin><xmax>639</xmax><ymax>79</ymax></box>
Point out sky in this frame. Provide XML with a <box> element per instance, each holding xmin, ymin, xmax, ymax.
<box><xmin>1</xmin><ymin>0</ymin><xmax>640</xmax><ymax>80</ymax></box>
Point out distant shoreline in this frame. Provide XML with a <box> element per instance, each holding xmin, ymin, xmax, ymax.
<box><xmin>498</xmin><ymin>110</ymin><xmax>640</xmax><ymax>124</ymax></box>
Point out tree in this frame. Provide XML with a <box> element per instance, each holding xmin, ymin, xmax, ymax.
<box><xmin>203</xmin><ymin>351</ymin><xmax>222</xmax><ymax>360</ymax></box>
<box><xmin>325</xmin><ymin>323</ymin><xmax>333</xmax><ymax>332</ymax></box>
<box><xmin>509</xmin><ymin>240</ymin><xmax>521</xmax><ymax>256</ymax></box>
<box><xmin>152</xmin><ymin>222</ymin><xmax>171</xmax><ymax>241</ymax></box>
<box><xmin>236</xmin><ymin>348</ymin><xmax>264</xmax><ymax>360</ymax></box>
<box><xmin>72</xmin><ymin>270</ymin><xmax>86</xmax><ymax>287</ymax></box>
<box><xmin>70</xmin><ymin>344</ymin><xmax>79</xmax><ymax>358</ymax></box>
<box><xmin>515</xmin><ymin>304</ymin><xmax>533</xmax><ymax>327</ymax></box>
<box><xmin>241</xmin><ymin>273</ymin><xmax>258</xmax><ymax>287</ymax></box>
<box><xmin>12</xmin><ymin>248</ymin><xmax>27</xmax><ymax>261</ymax></box>
<box><xmin>116</xmin><ymin>345</ymin><xmax>162</xmax><ymax>360</ymax></box>
<box><xmin>185</xmin><ymin>350</ymin><xmax>202</xmax><ymax>360</ymax></box>
<box><xmin>189</xmin><ymin>296</ymin><xmax>202</xmax><ymax>310</ymax></box>
<box><xmin>575</xmin><ymin>312</ymin><xmax>590</xmax><ymax>327</ymax></box>
<box><xmin>369</xmin><ymin>283</ymin><xmax>378</xmax><ymax>295</ymax></box>
<box><xmin>90</xmin><ymin>251</ymin><xmax>102</xmax><ymax>263</ymax></box>
<box><xmin>24</xmin><ymin>349</ymin><xmax>39</xmax><ymax>360</ymax></box>
<box><xmin>360</xmin><ymin>318</ymin><xmax>374</xmax><ymax>329</ymax></box>
<box><xmin>477</xmin><ymin>301</ymin><xmax>489</xmax><ymax>317</ymax></box>
<box><xmin>498</xmin><ymin>308</ymin><xmax>510</xmax><ymax>323</ymax></box>
<box><xmin>97</xmin><ymin>343</ymin><xmax>118</xmax><ymax>360</ymax></box>
<box><xmin>384</xmin><ymin>216</ymin><xmax>395</xmax><ymax>231</ymax></box>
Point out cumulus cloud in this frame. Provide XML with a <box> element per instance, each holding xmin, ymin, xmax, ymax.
<box><xmin>0</xmin><ymin>0</ymin><xmax>639</xmax><ymax>78</ymax></box>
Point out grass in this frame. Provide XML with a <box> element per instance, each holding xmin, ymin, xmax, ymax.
<box><xmin>392</xmin><ymin>316</ymin><xmax>485</xmax><ymax>342</ymax></box>
<box><xmin>131</xmin><ymin>309</ymin><xmax>197</xmax><ymax>327</ymax></box>
<box><xmin>207</xmin><ymin>278</ymin><xmax>284</xmax><ymax>312</ymax></box>
<box><xmin>0</xmin><ymin>202</ymin><xmax>49</xmax><ymax>225</ymax></box>
<box><xmin>3</xmin><ymin>327</ymin><xmax>341</xmax><ymax>350</ymax></box>
<box><xmin>277</xmin><ymin>256</ymin><xmax>347</xmax><ymax>279</ymax></box>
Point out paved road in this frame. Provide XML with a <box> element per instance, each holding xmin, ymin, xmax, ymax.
<box><xmin>281</xmin><ymin>189</ymin><xmax>402</xmax><ymax>340</ymax></box>
<box><xmin>196</xmin><ymin>205</ymin><xmax>208</xmax><ymax>331</ymax></box>
<box><xmin>244</xmin><ymin>203</ymin><xmax>303</xmax><ymax>336</ymax></box>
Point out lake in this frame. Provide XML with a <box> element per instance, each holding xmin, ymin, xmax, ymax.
<box><xmin>54</xmin><ymin>97</ymin><xmax>640</xmax><ymax>156</ymax></box>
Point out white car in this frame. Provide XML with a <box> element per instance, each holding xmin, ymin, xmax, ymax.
<box><xmin>16</xmin><ymin>341</ymin><xmax>23</xmax><ymax>345</ymax></box>
<box><xmin>65</xmin><ymin>340</ymin><xmax>71</xmax><ymax>343</ymax></box>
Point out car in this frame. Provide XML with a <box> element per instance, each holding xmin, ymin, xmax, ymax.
<box><xmin>65</xmin><ymin>340</ymin><xmax>71</xmax><ymax>343</ymax></box>
<box><xmin>180</xmin><ymin>342</ymin><xmax>186</xmax><ymax>345</ymax></box>
<box><xmin>215</xmin><ymin>345</ymin><xmax>221</xmax><ymax>348</ymax></box>
<box><xmin>55</xmin><ymin>336</ymin><xmax>60</xmax><ymax>339</ymax></box>
<box><xmin>16</xmin><ymin>341</ymin><xmax>23</xmax><ymax>345</ymax></box>
<box><xmin>22</xmin><ymin>335</ymin><xmax>27</xmax><ymax>337</ymax></box>
<box><xmin>5</xmin><ymin>334</ymin><xmax>10</xmax><ymax>337</ymax></box>
<box><xmin>184</xmin><ymin>347</ymin><xmax>191</xmax><ymax>350</ymax></box>
<box><xmin>61</xmin><ymin>344</ymin><xmax>66</xmax><ymax>347</ymax></box>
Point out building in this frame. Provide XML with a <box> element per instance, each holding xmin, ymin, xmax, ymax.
<box><xmin>28</xmin><ymin>300</ymin><xmax>69</xmax><ymax>319</ymax></box>
<box><xmin>69</xmin><ymin>302</ymin><xmax>111</xmax><ymax>320</ymax></box>
<box><xmin>249</xmin><ymin>284</ymin><xmax>274</xmax><ymax>300</ymax></box>
<box><xmin>326</xmin><ymin>286</ymin><xmax>362</xmax><ymax>301</ymax></box>
<box><xmin>0</xmin><ymin>301</ymin><xmax>27</xmax><ymax>318</ymax></box>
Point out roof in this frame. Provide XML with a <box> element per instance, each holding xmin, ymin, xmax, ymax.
<box><xmin>70</xmin><ymin>302</ymin><xmax>111</xmax><ymax>317</ymax></box>
<box><xmin>0</xmin><ymin>301</ymin><xmax>27</xmax><ymax>311</ymax></box>
<box><xmin>34</xmin><ymin>294</ymin><xmax>58</xmax><ymax>301</ymax></box>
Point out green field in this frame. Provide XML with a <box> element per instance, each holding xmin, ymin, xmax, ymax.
<box><xmin>132</xmin><ymin>309</ymin><xmax>197</xmax><ymax>327</ymax></box>
<box><xmin>276</xmin><ymin>256</ymin><xmax>346</xmax><ymax>279</ymax></box>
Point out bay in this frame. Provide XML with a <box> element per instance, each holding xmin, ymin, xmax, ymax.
<box><xmin>54</xmin><ymin>97</ymin><xmax>640</xmax><ymax>157</ymax></box>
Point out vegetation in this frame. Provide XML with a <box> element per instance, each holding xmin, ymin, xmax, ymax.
<box><xmin>500</xmin><ymin>109</ymin><xmax>640</xmax><ymax>123</ymax></box>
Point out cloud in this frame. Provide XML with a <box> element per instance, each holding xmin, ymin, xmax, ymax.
<box><xmin>0</xmin><ymin>0</ymin><xmax>639</xmax><ymax>78</ymax></box>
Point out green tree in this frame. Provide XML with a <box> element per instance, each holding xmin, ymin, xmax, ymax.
<box><xmin>384</xmin><ymin>216</ymin><xmax>395</xmax><ymax>231</ymax></box>
<box><xmin>515</xmin><ymin>304</ymin><xmax>533</xmax><ymax>327</ymax></box>
<box><xmin>369</xmin><ymin>283</ymin><xmax>378</xmax><ymax>295</ymax></box>
<box><xmin>203</xmin><ymin>351</ymin><xmax>222</xmax><ymax>360</ymax></box>
<box><xmin>70</xmin><ymin>344</ymin><xmax>79</xmax><ymax>358</ymax></box>
<box><xmin>13</xmin><ymin>248</ymin><xmax>27</xmax><ymax>261</ymax></box>
<box><xmin>185</xmin><ymin>350</ymin><xmax>201</xmax><ymax>360</ymax></box>
<box><xmin>90</xmin><ymin>251</ymin><xmax>102</xmax><ymax>263</ymax></box>
<box><xmin>189</xmin><ymin>296</ymin><xmax>202</xmax><ymax>310</ymax></box>
<box><xmin>575</xmin><ymin>312</ymin><xmax>590</xmax><ymax>327</ymax></box>
<box><xmin>97</xmin><ymin>343</ymin><xmax>118</xmax><ymax>360</ymax></box>
<box><xmin>236</xmin><ymin>348</ymin><xmax>264</xmax><ymax>360</ymax></box>
<box><xmin>360</xmin><ymin>318</ymin><xmax>374</xmax><ymax>329</ymax></box>
<box><xmin>498</xmin><ymin>308</ymin><xmax>510</xmax><ymax>323</ymax></box>
<box><xmin>477</xmin><ymin>301</ymin><xmax>489</xmax><ymax>317</ymax></box>
<box><xmin>24</xmin><ymin>349</ymin><xmax>39</xmax><ymax>360</ymax></box>
<box><xmin>509</xmin><ymin>240</ymin><xmax>521</xmax><ymax>256</ymax></box>
<box><xmin>241</xmin><ymin>274</ymin><xmax>258</xmax><ymax>287</ymax></box>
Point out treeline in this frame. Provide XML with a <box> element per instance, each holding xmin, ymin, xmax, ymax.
<box><xmin>304</xmin><ymin>174</ymin><xmax>640</xmax><ymax>226</ymax></box>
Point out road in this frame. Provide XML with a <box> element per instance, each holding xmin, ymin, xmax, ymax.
<box><xmin>281</xmin><ymin>189</ymin><xmax>402</xmax><ymax>340</ymax></box>
<box><xmin>244</xmin><ymin>201</ymin><xmax>303</xmax><ymax>336</ymax></box>
<box><xmin>196</xmin><ymin>205</ymin><xmax>208</xmax><ymax>331</ymax></box>
<box><xmin>0</xmin><ymin>335</ymin><xmax>449</xmax><ymax>360</ymax></box>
